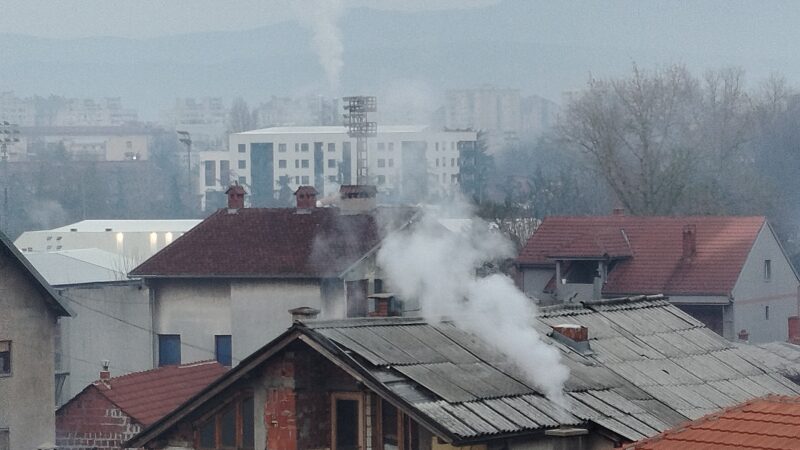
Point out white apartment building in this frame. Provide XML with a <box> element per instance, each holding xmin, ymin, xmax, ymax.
<box><xmin>161</xmin><ymin>97</ymin><xmax>228</xmax><ymax>150</ymax></box>
<box><xmin>197</xmin><ymin>125</ymin><xmax>477</xmax><ymax>208</ymax></box>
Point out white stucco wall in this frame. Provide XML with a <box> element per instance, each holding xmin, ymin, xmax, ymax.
<box><xmin>521</xmin><ymin>267</ymin><xmax>555</xmax><ymax>302</ymax></box>
<box><xmin>57</xmin><ymin>282</ymin><xmax>153</xmax><ymax>404</ymax></box>
<box><xmin>153</xmin><ymin>279</ymin><xmax>232</xmax><ymax>365</ymax></box>
<box><xmin>230</xmin><ymin>279</ymin><xmax>323</xmax><ymax>361</ymax></box>
<box><xmin>732</xmin><ymin>224</ymin><xmax>800</xmax><ymax>343</ymax></box>
<box><xmin>0</xmin><ymin>250</ymin><xmax>58</xmax><ymax>450</ymax></box>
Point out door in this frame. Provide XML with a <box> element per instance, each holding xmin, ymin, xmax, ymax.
<box><xmin>332</xmin><ymin>393</ymin><xmax>364</xmax><ymax>450</ymax></box>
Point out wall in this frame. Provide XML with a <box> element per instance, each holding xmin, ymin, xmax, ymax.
<box><xmin>230</xmin><ymin>279</ymin><xmax>323</xmax><ymax>361</ymax></box>
<box><xmin>0</xmin><ymin>249</ymin><xmax>58</xmax><ymax>450</ymax></box>
<box><xmin>57</xmin><ymin>282</ymin><xmax>153</xmax><ymax>404</ymax></box>
<box><xmin>520</xmin><ymin>267</ymin><xmax>555</xmax><ymax>303</ymax></box>
<box><xmin>55</xmin><ymin>386</ymin><xmax>142</xmax><ymax>450</ymax></box>
<box><xmin>153</xmin><ymin>279</ymin><xmax>232</xmax><ymax>364</ymax></box>
<box><xmin>732</xmin><ymin>224</ymin><xmax>800</xmax><ymax>343</ymax></box>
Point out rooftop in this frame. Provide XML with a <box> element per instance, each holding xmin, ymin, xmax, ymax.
<box><xmin>46</xmin><ymin>219</ymin><xmax>201</xmax><ymax>233</ymax></box>
<box><xmin>629</xmin><ymin>395</ymin><xmax>800</xmax><ymax>449</ymax></box>
<box><xmin>518</xmin><ymin>215</ymin><xmax>771</xmax><ymax>296</ymax></box>
<box><xmin>23</xmin><ymin>248</ymin><xmax>132</xmax><ymax>285</ymax></box>
<box><xmin>236</xmin><ymin>125</ymin><xmax>430</xmax><ymax>135</ymax></box>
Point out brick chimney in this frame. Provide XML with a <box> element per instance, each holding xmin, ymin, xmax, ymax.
<box><xmin>612</xmin><ymin>207</ymin><xmax>625</xmax><ymax>216</ymax></box>
<box><xmin>226</xmin><ymin>183</ymin><xmax>247</xmax><ymax>209</ymax></box>
<box><xmin>99</xmin><ymin>360</ymin><xmax>110</xmax><ymax>381</ymax></box>
<box><xmin>368</xmin><ymin>293</ymin><xmax>402</xmax><ymax>317</ymax></box>
<box><xmin>682</xmin><ymin>224</ymin><xmax>697</xmax><ymax>259</ymax></box>
<box><xmin>294</xmin><ymin>186</ymin><xmax>318</xmax><ymax>209</ymax></box>
<box><xmin>289</xmin><ymin>306</ymin><xmax>320</xmax><ymax>322</ymax></box>
<box><xmin>339</xmin><ymin>185</ymin><xmax>377</xmax><ymax>213</ymax></box>
<box><xmin>738</xmin><ymin>329</ymin><xmax>750</xmax><ymax>342</ymax></box>
<box><xmin>550</xmin><ymin>324</ymin><xmax>591</xmax><ymax>354</ymax></box>
<box><xmin>789</xmin><ymin>317</ymin><xmax>800</xmax><ymax>344</ymax></box>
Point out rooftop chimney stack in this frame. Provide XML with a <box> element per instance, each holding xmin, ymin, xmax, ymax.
<box><xmin>294</xmin><ymin>186</ymin><xmax>318</xmax><ymax>209</ymax></box>
<box><xmin>682</xmin><ymin>224</ymin><xmax>697</xmax><ymax>259</ymax></box>
<box><xmin>550</xmin><ymin>324</ymin><xmax>592</xmax><ymax>354</ymax></box>
<box><xmin>738</xmin><ymin>329</ymin><xmax>750</xmax><ymax>342</ymax></box>
<box><xmin>368</xmin><ymin>293</ymin><xmax>403</xmax><ymax>317</ymax></box>
<box><xmin>100</xmin><ymin>360</ymin><xmax>110</xmax><ymax>381</ymax></box>
<box><xmin>226</xmin><ymin>183</ymin><xmax>247</xmax><ymax>209</ymax></box>
<box><xmin>612</xmin><ymin>207</ymin><xmax>625</xmax><ymax>216</ymax></box>
<box><xmin>789</xmin><ymin>317</ymin><xmax>800</xmax><ymax>344</ymax></box>
<box><xmin>289</xmin><ymin>306</ymin><xmax>320</xmax><ymax>322</ymax></box>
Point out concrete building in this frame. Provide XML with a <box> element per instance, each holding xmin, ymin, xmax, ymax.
<box><xmin>197</xmin><ymin>126</ymin><xmax>475</xmax><ymax>209</ymax></box>
<box><xmin>56</xmin><ymin>361</ymin><xmax>226</xmax><ymax>450</ymax></box>
<box><xmin>516</xmin><ymin>215</ymin><xmax>800</xmax><ymax>343</ymax></box>
<box><xmin>128</xmin><ymin>295</ymin><xmax>800</xmax><ymax>450</ymax></box>
<box><xmin>445</xmin><ymin>86</ymin><xmax>521</xmax><ymax>153</ymax></box>
<box><xmin>15</xmin><ymin>219</ymin><xmax>201</xmax><ymax>266</ymax></box>
<box><xmin>0</xmin><ymin>230</ymin><xmax>71</xmax><ymax>450</ymax></box>
<box><xmin>129</xmin><ymin>188</ymin><xmax>418</xmax><ymax>365</ymax></box>
<box><xmin>0</xmin><ymin>92</ymin><xmax>137</xmax><ymax>127</ymax></box>
<box><xmin>161</xmin><ymin>97</ymin><xmax>228</xmax><ymax>151</ymax></box>
<box><xmin>254</xmin><ymin>95</ymin><xmax>340</xmax><ymax>128</ymax></box>
<box><xmin>19</xmin><ymin>126</ymin><xmax>156</xmax><ymax>161</ymax></box>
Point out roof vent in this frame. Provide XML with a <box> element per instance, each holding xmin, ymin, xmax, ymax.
<box><xmin>289</xmin><ymin>306</ymin><xmax>320</xmax><ymax>322</ymax></box>
<box><xmin>550</xmin><ymin>324</ymin><xmax>592</xmax><ymax>354</ymax></box>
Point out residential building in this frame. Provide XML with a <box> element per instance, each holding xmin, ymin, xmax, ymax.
<box><xmin>20</xmin><ymin>126</ymin><xmax>157</xmax><ymax>161</ymax></box>
<box><xmin>0</xmin><ymin>230</ymin><xmax>71</xmax><ymax>450</ymax></box>
<box><xmin>129</xmin><ymin>187</ymin><xmax>418</xmax><ymax>365</ymax></box>
<box><xmin>0</xmin><ymin>92</ymin><xmax>137</xmax><ymax>127</ymax></box>
<box><xmin>56</xmin><ymin>361</ymin><xmax>226</xmax><ymax>450</ymax></box>
<box><xmin>520</xmin><ymin>94</ymin><xmax>559</xmax><ymax>138</ymax></box>
<box><xmin>628</xmin><ymin>395</ymin><xmax>800</xmax><ymax>449</ymax></box>
<box><xmin>254</xmin><ymin>95</ymin><xmax>340</xmax><ymax>127</ymax></box>
<box><xmin>23</xmin><ymin>249</ymin><xmax>154</xmax><ymax>404</ymax></box>
<box><xmin>516</xmin><ymin>215</ymin><xmax>800</xmax><ymax>343</ymax></box>
<box><xmin>161</xmin><ymin>98</ymin><xmax>228</xmax><ymax>151</ymax></box>
<box><xmin>127</xmin><ymin>295</ymin><xmax>800</xmax><ymax>450</ymax></box>
<box><xmin>206</xmin><ymin>125</ymin><xmax>475</xmax><ymax>208</ymax></box>
<box><xmin>445</xmin><ymin>86</ymin><xmax>521</xmax><ymax>153</ymax></box>
<box><xmin>15</xmin><ymin>219</ymin><xmax>201</xmax><ymax>266</ymax></box>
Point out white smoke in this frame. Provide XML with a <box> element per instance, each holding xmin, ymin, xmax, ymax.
<box><xmin>293</xmin><ymin>0</ymin><xmax>345</xmax><ymax>92</ymax></box>
<box><xmin>377</xmin><ymin>200</ymin><xmax>569</xmax><ymax>405</ymax></box>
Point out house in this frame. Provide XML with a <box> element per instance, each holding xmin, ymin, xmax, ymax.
<box><xmin>516</xmin><ymin>215</ymin><xmax>800</xmax><ymax>343</ymax></box>
<box><xmin>0</xmin><ymin>230</ymin><xmax>71</xmax><ymax>450</ymax></box>
<box><xmin>23</xmin><ymin>249</ymin><xmax>153</xmax><ymax>405</ymax></box>
<box><xmin>127</xmin><ymin>295</ymin><xmax>800</xmax><ymax>450</ymax></box>
<box><xmin>627</xmin><ymin>395</ymin><xmax>800</xmax><ymax>449</ymax></box>
<box><xmin>129</xmin><ymin>185</ymin><xmax>418</xmax><ymax>366</ymax></box>
<box><xmin>56</xmin><ymin>361</ymin><xmax>227</xmax><ymax>450</ymax></box>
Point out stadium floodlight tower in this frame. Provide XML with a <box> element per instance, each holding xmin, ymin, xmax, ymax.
<box><xmin>343</xmin><ymin>96</ymin><xmax>377</xmax><ymax>186</ymax></box>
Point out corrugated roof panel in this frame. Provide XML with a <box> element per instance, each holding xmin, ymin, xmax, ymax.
<box><xmin>482</xmin><ymin>398</ymin><xmax>540</xmax><ymax>429</ymax></box>
<box><xmin>636</xmin><ymin>334</ymin><xmax>684</xmax><ymax>358</ymax></box>
<box><xmin>590</xmin><ymin>390</ymin><xmax>645</xmax><ymax>414</ymax></box>
<box><xmin>571</xmin><ymin>391</ymin><xmax>625</xmax><ymax>418</ymax></box>
<box><xmin>706</xmin><ymin>380</ymin><xmax>753</xmax><ymax>404</ymax></box>
<box><xmin>399</xmin><ymin>325</ymin><xmax>480</xmax><ymax>364</ymax></box>
<box><xmin>594</xmin><ymin>417</ymin><xmax>647</xmax><ymax>441</ymax></box>
<box><xmin>607</xmin><ymin>362</ymin><xmax>657</xmax><ymax>387</ymax></box>
<box><xmin>425</xmin><ymin>362</ymin><xmax>506</xmax><ymax>399</ymax></box>
<box><xmin>679</xmin><ymin>408</ymin><xmax>717</xmax><ymax>420</ymax></box>
<box><xmin>500</xmin><ymin>396</ymin><xmax>553</xmax><ymax>427</ymax></box>
<box><xmin>673</xmin><ymin>355</ymin><xmax>731</xmax><ymax>382</ymax></box>
<box><xmin>662</xmin><ymin>306</ymin><xmax>707</xmax><ymax>328</ymax></box>
<box><xmin>683</xmin><ymin>384</ymin><xmax>737</xmax><ymax>409</ymax></box>
<box><xmin>597</xmin><ymin>310</ymin><xmax>652</xmax><ymax>336</ymax></box>
<box><xmin>463</xmin><ymin>401</ymin><xmax>519</xmax><ymax>432</ymax></box>
<box><xmin>709</xmin><ymin>349</ymin><xmax>763</xmax><ymax>377</ymax></box>
<box><xmin>749</xmin><ymin>374</ymin><xmax>800</xmax><ymax>396</ymax></box>
<box><xmin>416</xmin><ymin>401</ymin><xmax>476</xmax><ymax>437</ymax></box>
<box><xmin>592</xmin><ymin>337</ymin><xmax>646</xmax><ymax>362</ymax></box>
<box><xmin>458</xmin><ymin>362</ymin><xmax>533</xmax><ymax>397</ymax></box>
<box><xmin>630</xmin><ymin>399</ymin><xmax>689</xmax><ymax>426</ymax></box>
<box><xmin>566</xmin><ymin>393</ymin><xmax>604</xmax><ymax>420</ymax></box>
<box><xmin>619</xmin><ymin>414</ymin><xmax>663</xmax><ymax>437</ymax></box>
<box><xmin>433</xmin><ymin>323</ymin><xmax>509</xmax><ymax>364</ymax></box>
<box><xmin>657</xmin><ymin>332</ymin><xmax>708</xmax><ymax>356</ymax></box>
<box><xmin>642</xmin><ymin>307</ymin><xmax>698</xmax><ymax>332</ymax></box>
<box><xmin>335</xmin><ymin>327</ymin><xmax>418</xmax><ymax>365</ymax></box>
<box><xmin>680</xmin><ymin>328</ymin><xmax>731</xmax><ymax>352</ymax></box>
<box><xmin>394</xmin><ymin>365</ymin><xmax>475</xmax><ymax>403</ymax></box>
<box><xmin>640</xmin><ymin>386</ymin><xmax>695</xmax><ymax>411</ymax></box>
<box><xmin>316</xmin><ymin>328</ymin><xmax>387</xmax><ymax>365</ymax></box>
<box><xmin>386</xmin><ymin>381</ymin><xmax>435</xmax><ymax>405</ymax></box>
<box><xmin>632</xmin><ymin>412</ymin><xmax>672</xmax><ymax>433</ymax></box>
<box><xmin>440</xmin><ymin>403</ymin><xmax>500</xmax><ymax>435</ymax></box>
<box><xmin>665</xmin><ymin>385</ymin><xmax>718</xmax><ymax>409</ymax></box>
<box><xmin>730</xmin><ymin>377</ymin><xmax>772</xmax><ymax>398</ymax></box>
<box><xmin>522</xmin><ymin>394</ymin><xmax>581</xmax><ymax>425</ymax></box>
<box><xmin>370</xmin><ymin>326</ymin><xmax>449</xmax><ymax>364</ymax></box>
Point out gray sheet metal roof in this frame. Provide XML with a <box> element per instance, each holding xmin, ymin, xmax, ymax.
<box><xmin>305</xmin><ymin>295</ymin><xmax>800</xmax><ymax>443</ymax></box>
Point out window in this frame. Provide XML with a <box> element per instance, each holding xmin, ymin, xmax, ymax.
<box><xmin>766</xmin><ymin>305</ymin><xmax>770</xmax><ymax>320</ymax></box>
<box><xmin>388</xmin><ymin>159</ymin><xmax>394</xmax><ymax>167</ymax></box>
<box><xmin>328</xmin><ymin>159</ymin><xmax>336</xmax><ymax>169</ymax></box>
<box><xmin>328</xmin><ymin>143</ymin><xmax>336</xmax><ymax>152</ymax></box>
<box><xmin>301</xmin><ymin>175</ymin><xmax>309</xmax><ymax>184</ymax></box>
<box><xmin>388</xmin><ymin>142</ymin><xmax>394</xmax><ymax>151</ymax></box>
<box><xmin>238</xmin><ymin>160</ymin><xmax>246</xmax><ymax>170</ymax></box>
<box><xmin>278</xmin><ymin>143</ymin><xmax>287</xmax><ymax>153</ymax></box>
<box><xmin>196</xmin><ymin>395</ymin><xmax>254</xmax><ymax>450</ymax></box>
<box><xmin>0</xmin><ymin>429</ymin><xmax>8</xmax><ymax>450</ymax></box>
<box><xmin>378</xmin><ymin>159</ymin><xmax>385</xmax><ymax>168</ymax></box>
<box><xmin>301</xmin><ymin>160</ymin><xmax>309</xmax><ymax>169</ymax></box>
<box><xmin>215</xmin><ymin>335</ymin><xmax>232</xmax><ymax>367</ymax></box>
<box><xmin>279</xmin><ymin>159</ymin><xmax>287</xmax><ymax>169</ymax></box>
<box><xmin>204</xmin><ymin>161</ymin><xmax>216</xmax><ymax>187</ymax></box>
<box><xmin>0</xmin><ymin>341</ymin><xmax>10</xmax><ymax>376</ymax></box>
<box><xmin>158</xmin><ymin>335</ymin><xmax>181</xmax><ymax>367</ymax></box>
<box><xmin>238</xmin><ymin>144</ymin><xmax>246</xmax><ymax>153</ymax></box>
<box><xmin>295</xmin><ymin>176</ymin><xmax>300</xmax><ymax>184</ymax></box>
<box><xmin>375</xmin><ymin>398</ymin><xmax>419</xmax><ymax>450</ymax></box>
<box><xmin>295</xmin><ymin>160</ymin><xmax>300</xmax><ymax>169</ymax></box>
<box><xmin>294</xmin><ymin>143</ymin><xmax>300</xmax><ymax>152</ymax></box>
<box><xmin>377</xmin><ymin>142</ymin><xmax>385</xmax><ymax>151</ymax></box>
<box><xmin>764</xmin><ymin>260</ymin><xmax>772</xmax><ymax>280</ymax></box>
<box><xmin>332</xmin><ymin>393</ymin><xmax>364</xmax><ymax>450</ymax></box>
<box><xmin>377</xmin><ymin>175</ymin><xmax>386</xmax><ymax>185</ymax></box>
<box><xmin>301</xmin><ymin>143</ymin><xmax>309</xmax><ymax>152</ymax></box>
<box><xmin>238</xmin><ymin>176</ymin><xmax>246</xmax><ymax>185</ymax></box>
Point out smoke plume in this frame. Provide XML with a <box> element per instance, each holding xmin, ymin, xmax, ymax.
<box><xmin>294</xmin><ymin>0</ymin><xmax>345</xmax><ymax>91</ymax></box>
<box><xmin>377</xmin><ymin>200</ymin><xmax>569</xmax><ymax>404</ymax></box>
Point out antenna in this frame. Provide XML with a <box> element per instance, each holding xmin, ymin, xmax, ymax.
<box><xmin>343</xmin><ymin>96</ymin><xmax>377</xmax><ymax>186</ymax></box>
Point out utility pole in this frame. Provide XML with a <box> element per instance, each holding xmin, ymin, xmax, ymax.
<box><xmin>177</xmin><ymin>130</ymin><xmax>192</xmax><ymax>211</ymax></box>
<box><xmin>0</xmin><ymin>121</ymin><xmax>20</xmax><ymax>232</ymax></box>
<box><xmin>343</xmin><ymin>96</ymin><xmax>377</xmax><ymax>186</ymax></box>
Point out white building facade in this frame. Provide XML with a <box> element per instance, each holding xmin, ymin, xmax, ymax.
<box><xmin>197</xmin><ymin>125</ymin><xmax>476</xmax><ymax>209</ymax></box>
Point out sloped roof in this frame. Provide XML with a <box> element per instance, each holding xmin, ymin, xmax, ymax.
<box><xmin>236</xmin><ymin>125</ymin><xmax>429</xmax><ymax>135</ymax></box>
<box><xmin>128</xmin><ymin>296</ymin><xmax>800</xmax><ymax>447</ymax></box>
<box><xmin>24</xmin><ymin>248</ymin><xmax>132</xmax><ymax>286</ymax></box>
<box><xmin>517</xmin><ymin>216</ymin><xmax>767</xmax><ymax>296</ymax></box>
<box><xmin>629</xmin><ymin>395</ymin><xmax>800</xmax><ymax>449</ymax></box>
<box><xmin>0</xmin><ymin>230</ymin><xmax>70</xmax><ymax>316</ymax></box>
<box><xmin>130</xmin><ymin>206</ymin><xmax>417</xmax><ymax>278</ymax></box>
<box><xmin>88</xmin><ymin>361</ymin><xmax>227</xmax><ymax>427</ymax></box>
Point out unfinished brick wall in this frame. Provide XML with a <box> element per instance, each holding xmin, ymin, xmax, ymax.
<box><xmin>263</xmin><ymin>350</ymin><xmax>299</xmax><ymax>450</ymax></box>
<box><xmin>56</xmin><ymin>386</ymin><xmax>142</xmax><ymax>450</ymax></box>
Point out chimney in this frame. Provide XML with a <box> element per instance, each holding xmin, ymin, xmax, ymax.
<box><xmin>368</xmin><ymin>293</ymin><xmax>403</xmax><ymax>317</ymax></box>
<box><xmin>99</xmin><ymin>360</ymin><xmax>110</xmax><ymax>381</ymax></box>
<box><xmin>789</xmin><ymin>317</ymin><xmax>800</xmax><ymax>344</ymax></box>
<box><xmin>682</xmin><ymin>224</ymin><xmax>697</xmax><ymax>259</ymax></box>
<box><xmin>550</xmin><ymin>324</ymin><xmax>592</xmax><ymax>354</ymax></box>
<box><xmin>339</xmin><ymin>185</ymin><xmax>377</xmax><ymax>214</ymax></box>
<box><xmin>294</xmin><ymin>186</ymin><xmax>318</xmax><ymax>209</ymax></box>
<box><xmin>738</xmin><ymin>329</ymin><xmax>750</xmax><ymax>342</ymax></box>
<box><xmin>289</xmin><ymin>306</ymin><xmax>320</xmax><ymax>322</ymax></box>
<box><xmin>226</xmin><ymin>183</ymin><xmax>247</xmax><ymax>209</ymax></box>
<box><xmin>612</xmin><ymin>207</ymin><xmax>625</xmax><ymax>216</ymax></box>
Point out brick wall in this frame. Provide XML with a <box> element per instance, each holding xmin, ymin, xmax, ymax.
<box><xmin>55</xmin><ymin>386</ymin><xmax>142</xmax><ymax>450</ymax></box>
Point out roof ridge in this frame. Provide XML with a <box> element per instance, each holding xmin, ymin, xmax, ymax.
<box><xmin>93</xmin><ymin>360</ymin><xmax>220</xmax><ymax>385</ymax></box>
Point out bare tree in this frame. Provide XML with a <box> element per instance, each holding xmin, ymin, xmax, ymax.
<box><xmin>228</xmin><ymin>97</ymin><xmax>257</xmax><ymax>134</ymax></box>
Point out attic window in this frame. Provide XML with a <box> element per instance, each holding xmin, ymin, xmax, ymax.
<box><xmin>565</xmin><ymin>261</ymin><xmax>598</xmax><ymax>284</ymax></box>
<box><xmin>764</xmin><ymin>260</ymin><xmax>772</xmax><ymax>281</ymax></box>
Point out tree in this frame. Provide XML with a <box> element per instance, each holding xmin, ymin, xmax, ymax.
<box><xmin>228</xmin><ymin>97</ymin><xmax>257</xmax><ymax>134</ymax></box>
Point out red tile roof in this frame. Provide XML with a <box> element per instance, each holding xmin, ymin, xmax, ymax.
<box><xmin>93</xmin><ymin>361</ymin><xmax>227</xmax><ymax>427</ymax></box>
<box><xmin>517</xmin><ymin>216</ymin><xmax>767</xmax><ymax>296</ymax></box>
<box><xmin>130</xmin><ymin>207</ymin><xmax>415</xmax><ymax>278</ymax></box>
<box><xmin>631</xmin><ymin>396</ymin><xmax>800</xmax><ymax>450</ymax></box>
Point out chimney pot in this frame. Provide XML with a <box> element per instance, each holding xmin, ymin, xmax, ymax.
<box><xmin>682</xmin><ymin>224</ymin><xmax>697</xmax><ymax>259</ymax></box>
<box><xmin>612</xmin><ymin>207</ymin><xmax>625</xmax><ymax>216</ymax></box>
<box><xmin>294</xmin><ymin>186</ymin><xmax>318</xmax><ymax>209</ymax></box>
<box><xmin>225</xmin><ymin>183</ymin><xmax>247</xmax><ymax>209</ymax></box>
<box><xmin>100</xmin><ymin>360</ymin><xmax>110</xmax><ymax>380</ymax></box>
<box><xmin>289</xmin><ymin>306</ymin><xmax>320</xmax><ymax>322</ymax></box>
<box><xmin>789</xmin><ymin>317</ymin><xmax>800</xmax><ymax>344</ymax></box>
<box><xmin>738</xmin><ymin>329</ymin><xmax>750</xmax><ymax>342</ymax></box>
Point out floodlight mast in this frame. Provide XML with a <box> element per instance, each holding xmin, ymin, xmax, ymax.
<box><xmin>343</xmin><ymin>96</ymin><xmax>377</xmax><ymax>186</ymax></box>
